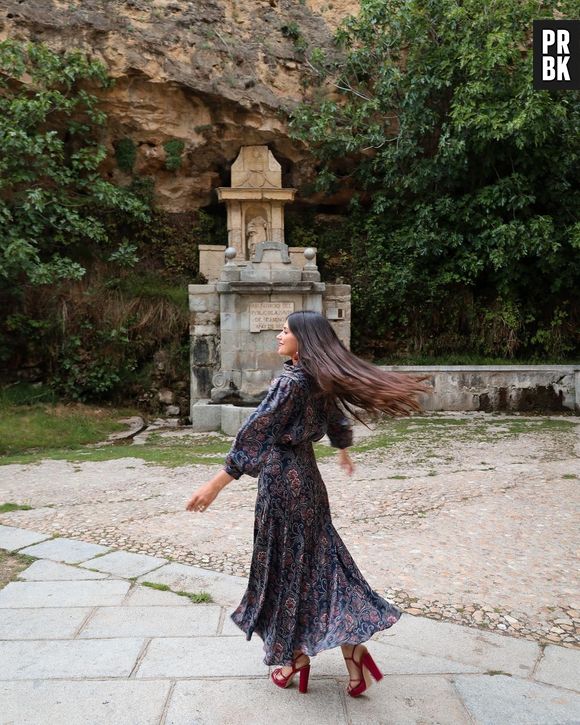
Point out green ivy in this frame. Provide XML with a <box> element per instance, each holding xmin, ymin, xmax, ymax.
<box><xmin>114</xmin><ymin>137</ymin><xmax>137</xmax><ymax>173</ymax></box>
<box><xmin>163</xmin><ymin>139</ymin><xmax>185</xmax><ymax>171</ymax></box>
<box><xmin>0</xmin><ymin>40</ymin><xmax>150</xmax><ymax>287</ymax></box>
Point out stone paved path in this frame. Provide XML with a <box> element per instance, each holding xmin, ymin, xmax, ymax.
<box><xmin>1</xmin><ymin>525</ymin><xmax>579</xmax><ymax>725</ymax></box>
<box><xmin>0</xmin><ymin>413</ymin><xmax>578</xmax><ymax>650</ymax></box>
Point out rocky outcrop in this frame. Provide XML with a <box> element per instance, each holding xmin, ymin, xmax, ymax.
<box><xmin>0</xmin><ymin>0</ymin><xmax>359</xmax><ymax>211</ymax></box>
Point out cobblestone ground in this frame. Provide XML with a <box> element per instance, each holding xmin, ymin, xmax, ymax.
<box><xmin>1</xmin><ymin>412</ymin><xmax>578</xmax><ymax>650</ymax></box>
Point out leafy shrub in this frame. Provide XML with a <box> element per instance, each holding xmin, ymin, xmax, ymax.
<box><xmin>0</xmin><ymin>40</ymin><xmax>149</xmax><ymax>286</ymax></box>
<box><xmin>289</xmin><ymin>0</ymin><xmax>580</xmax><ymax>360</ymax></box>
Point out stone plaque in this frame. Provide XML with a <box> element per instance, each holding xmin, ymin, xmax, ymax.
<box><xmin>250</xmin><ymin>302</ymin><xmax>294</xmax><ymax>332</ymax></box>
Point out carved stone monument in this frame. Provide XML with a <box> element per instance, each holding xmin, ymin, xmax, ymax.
<box><xmin>190</xmin><ymin>145</ymin><xmax>351</xmax><ymax>433</ymax></box>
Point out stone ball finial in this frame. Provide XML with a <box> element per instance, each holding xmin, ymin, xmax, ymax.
<box><xmin>304</xmin><ymin>247</ymin><xmax>316</xmax><ymax>261</ymax></box>
<box><xmin>224</xmin><ymin>247</ymin><xmax>237</xmax><ymax>266</ymax></box>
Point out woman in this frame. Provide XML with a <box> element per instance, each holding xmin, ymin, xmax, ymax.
<box><xmin>186</xmin><ymin>311</ymin><xmax>430</xmax><ymax>696</ymax></box>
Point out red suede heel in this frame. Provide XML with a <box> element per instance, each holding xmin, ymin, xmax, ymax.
<box><xmin>298</xmin><ymin>663</ymin><xmax>311</xmax><ymax>693</ymax></box>
<box><xmin>271</xmin><ymin>654</ymin><xmax>311</xmax><ymax>694</ymax></box>
<box><xmin>344</xmin><ymin>645</ymin><xmax>383</xmax><ymax>697</ymax></box>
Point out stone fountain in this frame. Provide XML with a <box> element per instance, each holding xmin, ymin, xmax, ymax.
<box><xmin>189</xmin><ymin>145</ymin><xmax>351</xmax><ymax>433</ymax></box>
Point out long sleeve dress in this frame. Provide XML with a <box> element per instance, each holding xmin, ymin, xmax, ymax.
<box><xmin>224</xmin><ymin>359</ymin><xmax>402</xmax><ymax>666</ymax></box>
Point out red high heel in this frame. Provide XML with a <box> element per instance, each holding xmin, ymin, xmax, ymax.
<box><xmin>271</xmin><ymin>653</ymin><xmax>311</xmax><ymax>693</ymax></box>
<box><xmin>344</xmin><ymin>644</ymin><xmax>383</xmax><ymax>697</ymax></box>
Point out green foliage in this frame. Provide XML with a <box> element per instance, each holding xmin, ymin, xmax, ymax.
<box><xmin>52</xmin><ymin>326</ymin><xmax>135</xmax><ymax>401</ymax></box>
<box><xmin>0</xmin><ymin>204</ymin><xmax>225</xmax><ymax>402</ymax></box>
<box><xmin>114</xmin><ymin>137</ymin><xmax>137</xmax><ymax>173</ymax></box>
<box><xmin>163</xmin><ymin>139</ymin><xmax>185</xmax><ymax>171</ymax></box>
<box><xmin>290</xmin><ymin>0</ymin><xmax>580</xmax><ymax>359</ymax></box>
<box><xmin>0</xmin><ymin>40</ymin><xmax>150</xmax><ymax>286</ymax></box>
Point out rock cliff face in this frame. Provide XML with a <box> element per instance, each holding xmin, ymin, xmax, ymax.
<box><xmin>0</xmin><ymin>0</ymin><xmax>359</xmax><ymax>211</ymax></box>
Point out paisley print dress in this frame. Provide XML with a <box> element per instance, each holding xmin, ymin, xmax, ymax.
<box><xmin>223</xmin><ymin>359</ymin><xmax>402</xmax><ymax>666</ymax></box>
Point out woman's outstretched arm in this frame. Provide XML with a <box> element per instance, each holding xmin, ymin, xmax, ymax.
<box><xmin>186</xmin><ymin>374</ymin><xmax>298</xmax><ymax>512</ymax></box>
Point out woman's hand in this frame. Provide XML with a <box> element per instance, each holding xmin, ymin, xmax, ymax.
<box><xmin>185</xmin><ymin>469</ymin><xmax>235</xmax><ymax>513</ymax></box>
<box><xmin>338</xmin><ymin>448</ymin><xmax>354</xmax><ymax>476</ymax></box>
<box><xmin>185</xmin><ymin>481</ymin><xmax>220</xmax><ymax>513</ymax></box>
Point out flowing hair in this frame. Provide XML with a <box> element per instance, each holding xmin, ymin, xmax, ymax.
<box><xmin>287</xmin><ymin>310</ymin><xmax>432</xmax><ymax>426</ymax></box>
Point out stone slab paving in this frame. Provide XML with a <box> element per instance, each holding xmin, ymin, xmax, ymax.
<box><xmin>79</xmin><ymin>551</ymin><xmax>168</xmax><ymax>578</ymax></box>
<box><xmin>164</xmin><ymin>679</ymin><xmax>347</xmax><ymax>725</ymax></box>
<box><xmin>346</xmin><ymin>675</ymin><xmax>474</xmax><ymax>725</ymax></box>
<box><xmin>0</xmin><ymin>638</ymin><xmax>146</xmax><ymax>679</ymax></box>
<box><xmin>136</xmin><ymin>635</ymin><xmax>268</xmax><ymax>678</ymax></box>
<box><xmin>0</xmin><ymin>681</ymin><xmax>170</xmax><ymax>725</ymax></box>
<box><xmin>0</xmin><ymin>580</ymin><xmax>130</xmax><ymax>608</ymax></box>
<box><xmin>18</xmin><ymin>537</ymin><xmax>110</xmax><ymax>564</ymax></box>
<box><xmin>375</xmin><ymin>614</ymin><xmax>541</xmax><ymax>676</ymax></box>
<box><xmin>452</xmin><ymin>674</ymin><xmax>580</xmax><ymax>725</ymax></box>
<box><xmin>1</xmin><ymin>529</ymin><xmax>579</xmax><ymax>724</ymax></box>
<box><xmin>534</xmin><ymin>645</ymin><xmax>580</xmax><ymax>692</ymax></box>
<box><xmin>0</xmin><ymin>524</ymin><xmax>51</xmax><ymax>551</ymax></box>
<box><xmin>78</xmin><ymin>605</ymin><xmax>222</xmax><ymax>639</ymax></box>
<box><xmin>124</xmin><ymin>584</ymin><xmax>196</xmax><ymax>607</ymax></box>
<box><xmin>17</xmin><ymin>559</ymin><xmax>110</xmax><ymax>581</ymax></box>
<box><xmin>136</xmin><ymin>561</ymin><xmax>247</xmax><ymax>607</ymax></box>
<box><xmin>0</xmin><ymin>607</ymin><xmax>91</xmax><ymax>639</ymax></box>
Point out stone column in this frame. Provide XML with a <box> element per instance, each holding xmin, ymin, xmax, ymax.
<box><xmin>188</xmin><ymin>283</ymin><xmax>220</xmax><ymax>403</ymax></box>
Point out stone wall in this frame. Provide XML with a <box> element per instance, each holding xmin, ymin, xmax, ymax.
<box><xmin>381</xmin><ymin>365</ymin><xmax>580</xmax><ymax>414</ymax></box>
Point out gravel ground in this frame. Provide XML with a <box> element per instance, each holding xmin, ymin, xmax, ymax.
<box><xmin>1</xmin><ymin>412</ymin><xmax>578</xmax><ymax>649</ymax></box>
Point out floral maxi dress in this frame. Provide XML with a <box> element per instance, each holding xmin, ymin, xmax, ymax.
<box><xmin>223</xmin><ymin>360</ymin><xmax>402</xmax><ymax>666</ymax></box>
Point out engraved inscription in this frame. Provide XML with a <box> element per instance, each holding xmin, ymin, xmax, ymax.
<box><xmin>250</xmin><ymin>302</ymin><xmax>294</xmax><ymax>332</ymax></box>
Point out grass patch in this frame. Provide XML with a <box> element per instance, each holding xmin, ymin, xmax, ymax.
<box><xmin>0</xmin><ymin>399</ymin><xmax>140</xmax><ymax>457</ymax></box>
<box><xmin>0</xmin><ymin>446</ymin><xmax>227</xmax><ymax>467</ymax></box>
<box><xmin>562</xmin><ymin>473</ymin><xmax>578</xmax><ymax>479</ymax></box>
<box><xmin>0</xmin><ymin>383</ymin><xmax>57</xmax><ymax>407</ymax></box>
<box><xmin>0</xmin><ymin>502</ymin><xmax>33</xmax><ymax>513</ymax></box>
<box><xmin>141</xmin><ymin>580</ymin><xmax>212</xmax><ymax>603</ymax></box>
<box><xmin>0</xmin><ymin>424</ymin><xmax>342</xmax><ymax>467</ymax></box>
<box><xmin>312</xmin><ymin>443</ymin><xmax>339</xmax><ymax>460</ymax></box>
<box><xmin>1</xmin><ymin>408</ymin><xmax>575</xmax><ymax>468</ymax></box>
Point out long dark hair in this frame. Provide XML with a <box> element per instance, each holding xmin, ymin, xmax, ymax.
<box><xmin>287</xmin><ymin>310</ymin><xmax>432</xmax><ymax>425</ymax></box>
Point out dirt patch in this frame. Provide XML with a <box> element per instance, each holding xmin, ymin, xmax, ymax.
<box><xmin>0</xmin><ymin>549</ymin><xmax>34</xmax><ymax>589</ymax></box>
